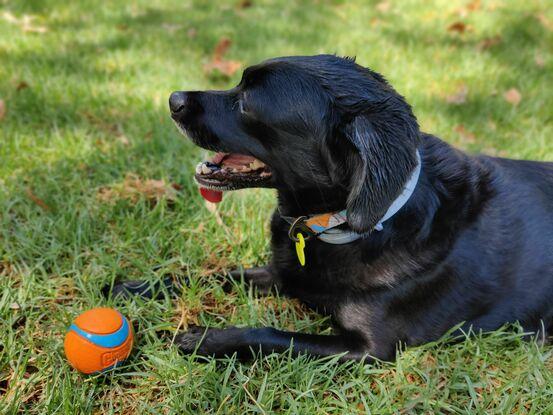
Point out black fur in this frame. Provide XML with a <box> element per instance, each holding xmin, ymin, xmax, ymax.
<box><xmin>161</xmin><ymin>55</ymin><xmax>553</xmax><ymax>361</ymax></box>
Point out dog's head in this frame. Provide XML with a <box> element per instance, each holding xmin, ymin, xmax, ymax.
<box><xmin>170</xmin><ymin>55</ymin><xmax>420</xmax><ymax>233</ymax></box>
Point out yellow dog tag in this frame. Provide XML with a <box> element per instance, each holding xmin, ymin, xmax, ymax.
<box><xmin>295</xmin><ymin>232</ymin><xmax>306</xmax><ymax>266</ymax></box>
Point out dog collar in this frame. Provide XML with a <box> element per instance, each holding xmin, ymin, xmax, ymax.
<box><xmin>280</xmin><ymin>150</ymin><xmax>422</xmax><ymax>246</ymax></box>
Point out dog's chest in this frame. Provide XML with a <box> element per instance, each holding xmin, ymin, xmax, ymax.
<box><xmin>275</xmin><ymin>236</ymin><xmax>422</xmax><ymax>290</ymax></box>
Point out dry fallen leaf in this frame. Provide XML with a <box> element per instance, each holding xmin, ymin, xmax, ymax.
<box><xmin>116</xmin><ymin>134</ymin><xmax>130</xmax><ymax>146</ymax></box>
<box><xmin>206</xmin><ymin>60</ymin><xmax>242</xmax><ymax>77</ymax></box>
<box><xmin>2</xmin><ymin>11</ymin><xmax>48</xmax><ymax>33</ymax></box>
<box><xmin>16</xmin><ymin>81</ymin><xmax>29</xmax><ymax>91</ymax></box>
<box><xmin>456</xmin><ymin>0</ymin><xmax>480</xmax><ymax>18</ymax></box>
<box><xmin>454</xmin><ymin>124</ymin><xmax>476</xmax><ymax>143</ymax></box>
<box><xmin>376</xmin><ymin>1</ymin><xmax>391</xmax><ymax>13</ymax></box>
<box><xmin>448</xmin><ymin>21</ymin><xmax>468</xmax><ymax>34</ymax></box>
<box><xmin>467</xmin><ymin>0</ymin><xmax>481</xmax><ymax>11</ymax></box>
<box><xmin>370</xmin><ymin>17</ymin><xmax>381</xmax><ymax>27</ymax></box>
<box><xmin>97</xmin><ymin>174</ymin><xmax>179</xmax><ymax>204</ymax></box>
<box><xmin>536</xmin><ymin>13</ymin><xmax>552</xmax><ymax>31</ymax></box>
<box><xmin>204</xmin><ymin>37</ymin><xmax>242</xmax><ymax>77</ymax></box>
<box><xmin>534</xmin><ymin>53</ymin><xmax>545</xmax><ymax>68</ymax></box>
<box><xmin>446</xmin><ymin>84</ymin><xmax>468</xmax><ymax>104</ymax></box>
<box><xmin>503</xmin><ymin>88</ymin><xmax>522</xmax><ymax>106</ymax></box>
<box><xmin>477</xmin><ymin>35</ymin><xmax>501</xmax><ymax>51</ymax></box>
<box><xmin>0</xmin><ymin>99</ymin><xmax>5</xmax><ymax>121</ymax></box>
<box><xmin>238</xmin><ymin>0</ymin><xmax>253</xmax><ymax>9</ymax></box>
<box><xmin>213</xmin><ymin>37</ymin><xmax>232</xmax><ymax>61</ymax></box>
<box><xmin>26</xmin><ymin>188</ymin><xmax>50</xmax><ymax>210</ymax></box>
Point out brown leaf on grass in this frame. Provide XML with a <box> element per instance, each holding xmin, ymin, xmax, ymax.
<box><xmin>503</xmin><ymin>88</ymin><xmax>522</xmax><ymax>106</ymax></box>
<box><xmin>26</xmin><ymin>188</ymin><xmax>50</xmax><ymax>210</ymax></box>
<box><xmin>536</xmin><ymin>13</ymin><xmax>552</xmax><ymax>31</ymax></box>
<box><xmin>448</xmin><ymin>21</ymin><xmax>468</xmax><ymax>34</ymax></box>
<box><xmin>97</xmin><ymin>174</ymin><xmax>179</xmax><ymax>204</ymax></box>
<box><xmin>23</xmin><ymin>23</ymin><xmax>48</xmax><ymax>33</ymax></box>
<box><xmin>422</xmin><ymin>353</ymin><xmax>437</xmax><ymax>368</ymax></box>
<box><xmin>15</xmin><ymin>81</ymin><xmax>29</xmax><ymax>91</ymax></box>
<box><xmin>405</xmin><ymin>373</ymin><xmax>421</xmax><ymax>385</ymax></box>
<box><xmin>204</xmin><ymin>37</ymin><xmax>242</xmax><ymax>77</ymax></box>
<box><xmin>534</xmin><ymin>53</ymin><xmax>545</xmax><ymax>68</ymax></box>
<box><xmin>238</xmin><ymin>0</ymin><xmax>253</xmax><ymax>9</ymax></box>
<box><xmin>116</xmin><ymin>134</ymin><xmax>130</xmax><ymax>146</ymax></box>
<box><xmin>187</xmin><ymin>28</ymin><xmax>197</xmax><ymax>38</ymax></box>
<box><xmin>199</xmin><ymin>247</ymin><xmax>234</xmax><ymax>276</ymax></box>
<box><xmin>0</xmin><ymin>99</ymin><xmax>5</xmax><ymax>121</ymax></box>
<box><xmin>376</xmin><ymin>1</ymin><xmax>391</xmax><ymax>13</ymax></box>
<box><xmin>0</xmin><ymin>261</ymin><xmax>14</xmax><ymax>277</ymax></box>
<box><xmin>213</xmin><ymin>37</ymin><xmax>232</xmax><ymax>61</ymax></box>
<box><xmin>456</xmin><ymin>0</ymin><xmax>481</xmax><ymax>18</ymax></box>
<box><xmin>454</xmin><ymin>124</ymin><xmax>476</xmax><ymax>143</ymax></box>
<box><xmin>445</xmin><ymin>84</ymin><xmax>468</xmax><ymax>104</ymax></box>
<box><xmin>477</xmin><ymin>35</ymin><xmax>501</xmax><ymax>51</ymax></box>
<box><xmin>205</xmin><ymin>57</ymin><xmax>242</xmax><ymax>77</ymax></box>
<box><xmin>2</xmin><ymin>12</ymin><xmax>48</xmax><ymax>33</ymax></box>
<box><xmin>467</xmin><ymin>0</ymin><xmax>481</xmax><ymax>11</ymax></box>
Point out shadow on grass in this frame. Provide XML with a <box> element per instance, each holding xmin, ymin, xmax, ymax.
<box><xmin>2</xmin><ymin>1</ymin><xmax>551</xmax><ymax>272</ymax></box>
<box><xmin>381</xmin><ymin>11</ymin><xmax>552</xmax><ymax>115</ymax></box>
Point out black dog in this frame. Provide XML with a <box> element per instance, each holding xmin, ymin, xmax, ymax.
<box><xmin>120</xmin><ymin>55</ymin><xmax>553</xmax><ymax>362</ymax></box>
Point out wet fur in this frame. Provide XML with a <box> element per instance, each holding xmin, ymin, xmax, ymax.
<box><xmin>156</xmin><ymin>55</ymin><xmax>553</xmax><ymax>361</ymax></box>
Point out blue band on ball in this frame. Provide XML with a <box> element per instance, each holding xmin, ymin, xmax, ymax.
<box><xmin>70</xmin><ymin>313</ymin><xmax>130</xmax><ymax>348</ymax></box>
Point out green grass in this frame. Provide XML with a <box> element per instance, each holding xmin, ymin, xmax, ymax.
<box><xmin>0</xmin><ymin>0</ymin><xmax>552</xmax><ymax>413</ymax></box>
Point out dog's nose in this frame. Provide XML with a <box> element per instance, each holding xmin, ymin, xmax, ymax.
<box><xmin>169</xmin><ymin>91</ymin><xmax>187</xmax><ymax>114</ymax></box>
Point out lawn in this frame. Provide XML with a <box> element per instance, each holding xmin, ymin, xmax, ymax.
<box><xmin>0</xmin><ymin>0</ymin><xmax>552</xmax><ymax>413</ymax></box>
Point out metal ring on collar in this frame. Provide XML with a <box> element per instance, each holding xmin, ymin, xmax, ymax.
<box><xmin>287</xmin><ymin>216</ymin><xmax>316</xmax><ymax>242</ymax></box>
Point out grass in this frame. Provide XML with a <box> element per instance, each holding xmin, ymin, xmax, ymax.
<box><xmin>0</xmin><ymin>0</ymin><xmax>552</xmax><ymax>413</ymax></box>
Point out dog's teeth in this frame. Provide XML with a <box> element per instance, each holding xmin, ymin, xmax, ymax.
<box><xmin>249</xmin><ymin>159</ymin><xmax>265</xmax><ymax>170</ymax></box>
<box><xmin>201</xmin><ymin>164</ymin><xmax>212</xmax><ymax>175</ymax></box>
<box><xmin>231</xmin><ymin>168</ymin><xmax>239</xmax><ymax>173</ymax></box>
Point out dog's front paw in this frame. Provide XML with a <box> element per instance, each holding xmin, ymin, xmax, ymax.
<box><xmin>102</xmin><ymin>277</ymin><xmax>185</xmax><ymax>300</ymax></box>
<box><xmin>174</xmin><ymin>326</ymin><xmax>212</xmax><ymax>355</ymax></box>
<box><xmin>173</xmin><ymin>326</ymin><xmax>244</xmax><ymax>357</ymax></box>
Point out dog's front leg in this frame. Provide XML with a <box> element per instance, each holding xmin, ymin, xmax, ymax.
<box><xmin>225</xmin><ymin>266</ymin><xmax>282</xmax><ymax>294</ymax></box>
<box><xmin>104</xmin><ymin>266</ymin><xmax>280</xmax><ymax>300</ymax></box>
<box><xmin>174</xmin><ymin>326</ymin><xmax>370</xmax><ymax>362</ymax></box>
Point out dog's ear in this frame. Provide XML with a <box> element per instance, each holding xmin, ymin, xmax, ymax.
<box><xmin>312</xmin><ymin>57</ymin><xmax>421</xmax><ymax>232</ymax></box>
<box><xmin>339</xmin><ymin>112</ymin><xmax>419</xmax><ymax>234</ymax></box>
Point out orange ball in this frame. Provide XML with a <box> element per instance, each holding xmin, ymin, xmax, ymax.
<box><xmin>64</xmin><ymin>307</ymin><xmax>133</xmax><ymax>374</ymax></box>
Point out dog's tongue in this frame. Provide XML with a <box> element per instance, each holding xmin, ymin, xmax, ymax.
<box><xmin>198</xmin><ymin>152</ymin><xmax>226</xmax><ymax>203</ymax></box>
<box><xmin>199</xmin><ymin>187</ymin><xmax>223</xmax><ymax>203</ymax></box>
<box><xmin>198</xmin><ymin>153</ymin><xmax>258</xmax><ymax>203</ymax></box>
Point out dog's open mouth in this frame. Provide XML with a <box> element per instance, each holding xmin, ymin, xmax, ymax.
<box><xmin>194</xmin><ymin>152</ymin><xmax>272</xmax><ymax>193</ymax></box>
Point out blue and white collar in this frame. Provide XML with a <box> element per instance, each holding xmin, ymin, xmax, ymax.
<box><xmin>281</xmin><ymin>150</ymin><xmax>422</xmax><ymax>245</ymax></box>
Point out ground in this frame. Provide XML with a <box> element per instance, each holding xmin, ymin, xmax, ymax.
<box><xmin>0</xmin><ymin>0</ymin><xmax>552</xmax><ymax>413</ymax></box>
